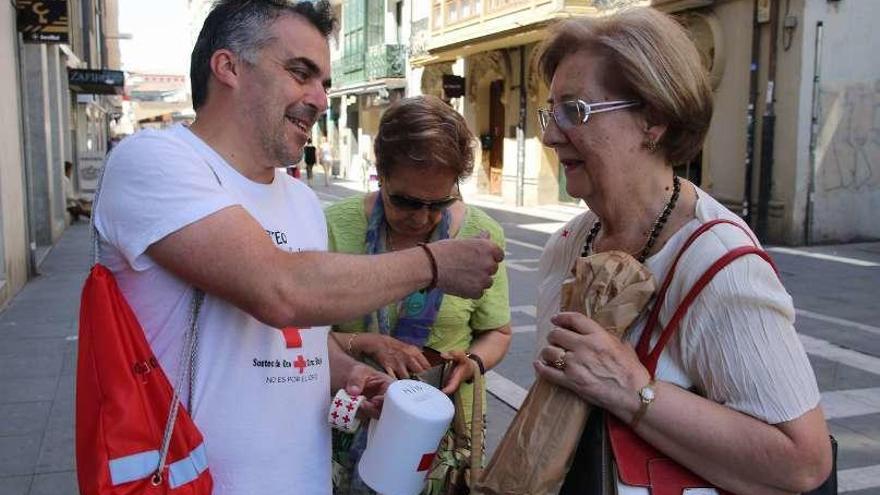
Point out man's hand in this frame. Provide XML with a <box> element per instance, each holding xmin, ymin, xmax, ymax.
<box><xmin>344</xmin><ymin>363</ymin><xmax>392</xmax><ymax>420</ymax></box>
<box><xmin>430</xmin><ymin>236</ymin><xmax>504</xmax><ymax>299</ymax></box>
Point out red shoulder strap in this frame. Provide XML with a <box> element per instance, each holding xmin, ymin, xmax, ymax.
<box><xmin>636</xmin><ymin>219</ymin><xmax>778</xmax><ymax>376</ymax></box>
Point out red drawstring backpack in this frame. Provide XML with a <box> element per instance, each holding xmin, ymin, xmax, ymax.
<box><xmin>76</xmin><ymin>171</ymin><xmax>212</xmax><ymax>494</ymax></box>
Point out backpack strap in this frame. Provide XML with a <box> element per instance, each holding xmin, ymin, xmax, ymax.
<box><xmin>636</xmin><ymin>219</ymin><xmax>778</xmax><ymax>377</ymax></box>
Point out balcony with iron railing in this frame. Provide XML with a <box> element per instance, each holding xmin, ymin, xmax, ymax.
<box><xmin>331</xmin><ymin>51</ymin><xmax>366</xmax><ymax>88</ymax></box>
<box><xmin>366</xmin><ymin>44</ymin><xmax>406</xmax><ymax>80</ymax></box>
<box><xmin>332</xmin><ymin>43</ymin><xmax>405</xmax><ymax>90</ymax></box>
<box><xmin>426</xmin><ymin>0</ymin><xmax>599</xmax><ymax>52</ymax></box>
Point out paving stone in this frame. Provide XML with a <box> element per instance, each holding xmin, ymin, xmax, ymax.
<box><xmin>845</xmin><ymin>488</ymin><xmax>880</xmax><ymax>495</ymax></box>
<box><xmin>0</xmin><ymin>475</ymin><xmax>31</xmax><ymax>495</ymax></box>
<box><xmin>35</xmin><ymin>423</ymin><xmax>74</xmax><ymax>473</ymax></box>
<box><xmin>835</xmin><ymin>413</ymin><xmax>880</xmax><ymax>443</ymax></box>
<box><xmin>485</xmin><ymin>394</ymin><xmax>516</xmax><ymax>459</ymax></box>
<box><xmin>0</xmin><ymin>354</ymin><xmax>64</xmax><ymax>380</ymax></box>
<box><xmin>0</xmin><ymin>338</ymin><xmax>68</xmax><ymax>358</ymax></box>
<box><xmin>0</xmin><ymin>434</ymin><xmax>41</xmax><ymax>476</ymax></box>
<box><xmin>829</xmin><ymin>421</ymin><xmax>880</xmax><ymax>471</ymax></box>
<box><xmin>0</xmin><ymin>402</ymin><xmax>51</xmax><ymax>436</ymax></box>
<box><xmin>811</xmin><ymin>356</ymin><xmax>880</xmax><ymax>392</ymax></box>
<box><xmin>29</xmin><ymin>470</ymin><xmax>77</xmax><ymax>495</ymax></box>
<box><xmin>0</xmin><ymin>377</ymin><xmax>57</xmax><ymax>404</ymax></box>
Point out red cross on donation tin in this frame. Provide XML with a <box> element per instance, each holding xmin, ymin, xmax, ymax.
<box><xmin>417</xmin><ymin>452</ymin><xmax>436</xmax><ymax>472</ymax></box>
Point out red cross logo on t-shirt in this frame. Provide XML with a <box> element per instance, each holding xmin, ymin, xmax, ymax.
<box><xmin>293</xmin><ymin>355</ymin><xmax>307</xmax><ymax>374</ymax></box>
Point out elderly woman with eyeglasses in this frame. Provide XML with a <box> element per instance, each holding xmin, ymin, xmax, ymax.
<box><xmin>325</xmin><ymin>95</ymin><xmax>512</xmax><ymax>494</ymax></box>
<box><xmin>533</xmin><ymin>8</ymin><xmax>831</xmax><ymax>495</ymax></box>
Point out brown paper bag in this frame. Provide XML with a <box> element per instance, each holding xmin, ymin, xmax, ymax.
<box><xmin>474</xmin><ymin>251</ymin><xmax>655</xmax><ymax>495</ymax></box>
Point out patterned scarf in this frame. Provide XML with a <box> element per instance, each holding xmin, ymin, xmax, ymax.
<box><xmin>363</xmin><ymin>192</ymin><xmax>450</xmax><ymax>346</ymax></box>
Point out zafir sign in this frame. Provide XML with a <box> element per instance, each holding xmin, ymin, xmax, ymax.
<box><xmin>17</xmin><ymin>0</ymin><xmax>69</xmax><ymax>43</ymax></box>
<box><xmin>69</xmin><ymin>69</ymin><xmax>125</xmax><ymax>95</ymax></box>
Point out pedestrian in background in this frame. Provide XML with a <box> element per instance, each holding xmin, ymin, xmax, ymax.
<box><xmin>63</xmin><ymin>161</ymin><xmax>91</xmax><ymax>222</ymax></box>
<box><xmin>304</xmin><ymin>137</ymin><xmax>317</xmax><ymax>186</ymax></box>
<box><xmin>533</xmin><ymin>7</ymin><xmax>831</xmax><ymax>494</ymax></box>
<box><xmin>90</xmin><ymin>1</ymin><xmax>503</xmax><ymax>493</ymax></box>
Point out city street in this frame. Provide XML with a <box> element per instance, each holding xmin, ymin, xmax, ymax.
<box><xmin>0</xmin><ymin>173</ymin><xmax>878</xmax><ymax>494</ymax></box>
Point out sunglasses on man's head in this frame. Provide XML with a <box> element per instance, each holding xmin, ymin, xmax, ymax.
<box><xmin>386</xmin><ymin>193</ymin><xmax>458</xmax><ymax>212</ymax></box>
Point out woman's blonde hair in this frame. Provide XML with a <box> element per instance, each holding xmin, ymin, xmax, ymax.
<box><xmin>374</xmin><ymin>95</ymin><xmax>475</xmax><ymax>180</ymax></box>
<box><xmin>538</xmin><ymin>7</ymin><xmax>713</xmax><ymax>165</ymax></box>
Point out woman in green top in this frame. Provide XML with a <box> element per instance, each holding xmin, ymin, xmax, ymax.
<box><xmin>325</xmin><ymin>95</ymin><xmax>512</xmax><ymax>494</ymax></box>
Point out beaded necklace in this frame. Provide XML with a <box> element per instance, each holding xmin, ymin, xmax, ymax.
<box><xmin>581</xmin><ymin>175</ymin><xmax>681</xmax><ymax>263</ymax></box>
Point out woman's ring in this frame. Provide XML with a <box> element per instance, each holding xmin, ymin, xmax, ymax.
<box><xmin>551</xmin><ymin>352</ymin><xmax>566</xmax><ymax>371</ymax></box>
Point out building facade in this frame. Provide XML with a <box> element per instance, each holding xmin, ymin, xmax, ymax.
<box><xmin>328</xmin><ymin>0</ymin><xmax>878</xmax><ymax>245</ymax></box>
<box><xmin>653</xmin><ymin>0</ymin><xmax>880</xmax><ymax>245</ymax></box>
<box><xmin>0</xmin><ymin>0</ymin><xmax>121</xmax><ymax>309</ymax></box>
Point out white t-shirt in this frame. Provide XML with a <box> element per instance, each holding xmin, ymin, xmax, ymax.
<box><xmin>536</xmin><ymin>187</ymin><xmax>820</xmax><ymax>495</ymax></box>
<box><xmin>95</xmin><ymin>124</ymin><xmax>332</xmax><ymax>494</ymax></box>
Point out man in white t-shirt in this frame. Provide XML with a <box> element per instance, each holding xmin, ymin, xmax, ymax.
<box><xmin>93</xmin><ymin>1</ymin><xmax>503</xmax><ymax>493</ymax></box>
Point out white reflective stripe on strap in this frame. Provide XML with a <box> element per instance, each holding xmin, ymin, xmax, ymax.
<box><xmin>168</xmin><ymin>442</ymin><xmax>209</xmax><ymax>488</ymax></box>
<box><xmin>109</xmin><ymin>450</ymin><xmax>160</xmax><ymax>485</ymax></box>
<box><xmin>109</xmin><ymin>443</ymin><xmax>207</xmax><ymax>488</ymax></box>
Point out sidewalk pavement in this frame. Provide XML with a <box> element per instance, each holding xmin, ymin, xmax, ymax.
<box><xmin>0</xmin><ymin>221</ymin><xmax>87</xmax><ymax>494</ymax></box>
<box><xmin>0</xmin><ymin>177</ymin><xmax>582</xmax><ymax>493</ymax></box>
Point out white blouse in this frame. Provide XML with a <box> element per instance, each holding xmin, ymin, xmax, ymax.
<box><xmin>535</xmin><ymin>188</ymin><xmax>821</xmax><ymax>494</ymax></box>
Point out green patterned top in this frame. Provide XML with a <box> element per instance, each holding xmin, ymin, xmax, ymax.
<box><xmin>324</xmin><ymin>195</ymin><xmax>511</xmax><ymax>350</ymax></box>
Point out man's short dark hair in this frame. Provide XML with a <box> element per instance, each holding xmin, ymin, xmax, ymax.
<box><xmin>190</xmin><ymin>0</ymin><xmax>336</xmax><ymax>110</ymax></box>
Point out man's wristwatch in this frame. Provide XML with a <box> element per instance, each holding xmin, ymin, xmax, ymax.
<box><xmin>630</xmin><ymin>379</ymin><xmax>657</xmax><ymax>429</ymax></box>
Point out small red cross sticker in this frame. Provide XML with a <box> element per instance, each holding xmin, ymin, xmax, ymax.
<box><xmin>561</xmin><ymin>229</ymin><xmax>571</xmax><ymax>238</ymax></box>
<box><xmin>335</xmin><ymin>399</ymin><xmax>343</xmax><ymax>408</ymax></box>
<box><xmin>342</xmin><ymin>415</ymin><xmax>350</xmax><ymax>424</ymax></box>
<box><xmin>346</xmin><ymin>403</ymin><xmax>355</xmax><ymax>412</ymax></box>
<box><xmin>417</xmin><ymin>453</ymin><xmax>436</xmax><ymax>472</ymax></box>
<box><xmin>331</xmin><ymin>411</ymin><xmax>339</xmax><ymax>421</ymax></box>
<box><xmin>293</xmin><ymin>355</ymin><xmax>307</xmax><ymax>374</ymax></box>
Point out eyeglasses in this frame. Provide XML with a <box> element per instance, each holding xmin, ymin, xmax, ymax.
<box><xmin>386</xmin><ymin>193</ymin><xmax>458</xmax><ymax>212</ymax></box>
<box><xmin>537</xmin><ymin>99</ymin><xmax>641</xmax><ymax>132</ymax></box>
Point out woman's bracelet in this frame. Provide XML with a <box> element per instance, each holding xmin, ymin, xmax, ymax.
<box><xmin>466</xmin><ymin>353</ymin><xmax>485</xmax><ymax>375</ymax></box>
<box><xmin>417</xmin><ymin>242</ymin><xmax>438</xmax><ymax>291</ymax></box>
<box><xmin>346</xmin><ymin>333</ymin><xmax>359</xmax><ymax>356</ymax></box>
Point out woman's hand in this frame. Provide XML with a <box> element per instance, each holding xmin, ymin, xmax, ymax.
<box><xmin>354</xmin><ymin>333</ymin><xmax>432</xmax><ymax>379</ymax></box>
<box><xmin>439</xmin><ymin>350</ymin><xmax>474</xmax><ymax>395</ymax></box>
<box><xmin>534</xmin><ymin>312</ymin><xmax>651</xmax><ymax>416</ymax></box>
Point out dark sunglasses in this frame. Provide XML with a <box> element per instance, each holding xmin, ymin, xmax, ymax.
<box><xmin>386</xmin><ymin>193</ymin><xmax>458</xmax><ymax>212</ymax></box>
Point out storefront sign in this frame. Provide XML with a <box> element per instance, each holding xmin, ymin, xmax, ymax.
<box><xmin>442</xmin><ymin>75</ymin><xmax>466</xmax><ymax>99</ymax></box>
<box><xmin>69</xmin><ymin>69</ymin><xmax>126</xmax><ymax>95</ymax></box>
<box><xmin>17</xmin><ymin>1</ymin><xmax>69</xmax><ymax>43</ymax></box>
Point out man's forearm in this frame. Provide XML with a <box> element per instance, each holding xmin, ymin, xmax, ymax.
<box><xmin>274</xmin><ymin>248</ymin><xmax>433</xmax><ymax>328</ymax></box>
